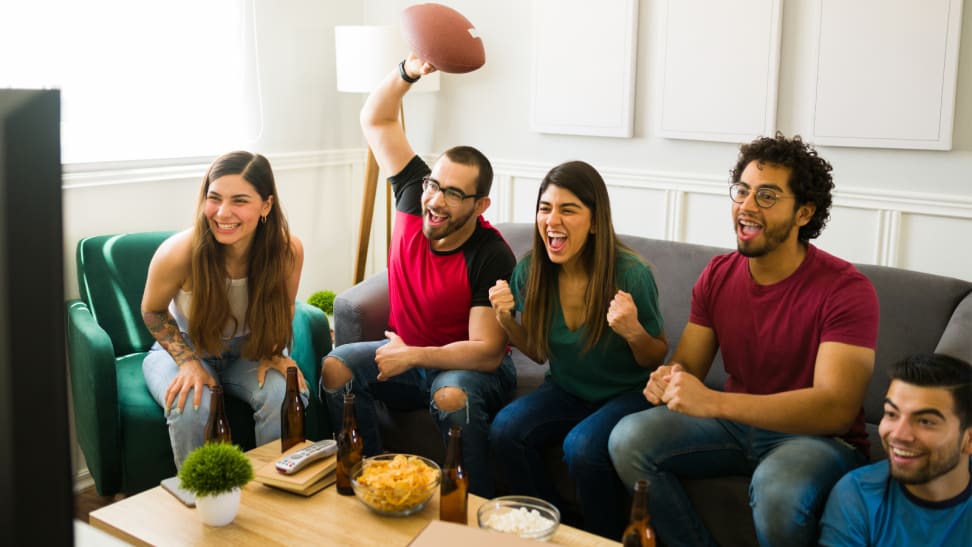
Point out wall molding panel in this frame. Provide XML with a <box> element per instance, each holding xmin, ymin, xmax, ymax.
<box><xmin>809</xmin><ymin>0</ymin><xmax>964</xmax><ymax>150</ymax></box>
<box><xmin>61</xmin><ymin>151</ymin><xmax>972</xmax><ymax>303</ymax></box>
<box><xmin>658</xmin><ymin>0</ymin><xmax>782</xmax><ymax>143</ymax></box>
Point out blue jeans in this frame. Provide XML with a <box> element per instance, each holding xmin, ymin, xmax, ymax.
<box><xmin>142</xmin><ymin>336</ymin><xmax>308</xmax><ymax>469</ymax></box>
<box><xmin>490</xmin><ymin>379</ymin><xmax>652</xmax><ymax>539</ymax></box>
<box><xmin>608</xmin><ymin>407</ymin><xmax>866</xmax><ymax>547</ymax></box>
<box><xmin>322</xmin><ymin>339</ymin><xmax>516</xmax><ymax>497</ymax></box>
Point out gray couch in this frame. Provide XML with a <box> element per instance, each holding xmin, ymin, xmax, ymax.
<box><xmin>333</xmin><ymin>221</ymin><xmax>972</xmax><ymax>545</ymax></box>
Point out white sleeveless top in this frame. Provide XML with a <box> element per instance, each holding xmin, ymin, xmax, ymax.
<box><xmin>169</xmin><ymin>278</ymin><xmax>250</xmax><ymax>339</ymax></box>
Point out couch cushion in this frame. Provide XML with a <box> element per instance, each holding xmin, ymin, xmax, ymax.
<box><xmin>935</xmin><ymin>291</ymin><xmax>972</xmax><ymax>364</ymax></box>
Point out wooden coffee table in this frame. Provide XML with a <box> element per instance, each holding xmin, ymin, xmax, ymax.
<box><xmin>90</xmin><ymin>442</ymin><xmax>619</xmax><ymax>546</ymax></box>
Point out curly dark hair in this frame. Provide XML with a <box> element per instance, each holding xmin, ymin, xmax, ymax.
<box><xmin>730</xmin><ymin>132</ymin><xmax>834</xmax><ymax>242</ymax></box>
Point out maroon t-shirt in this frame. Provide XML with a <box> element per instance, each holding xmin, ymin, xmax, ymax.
<box><xmin>690</xmin><ymin>245</ymin><xmax>879</xmax><ymax>453</ymax></box>
<box><xmin>386</xmin><ymin>156</ymin><xmax>515</xmax><ymax>348</ymax></box>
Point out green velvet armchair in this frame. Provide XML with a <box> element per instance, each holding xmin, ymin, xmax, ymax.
<box><xmin>66</xmin><ymin>231</ymin><xmax>332</xmax><ymax>496</ymax></box>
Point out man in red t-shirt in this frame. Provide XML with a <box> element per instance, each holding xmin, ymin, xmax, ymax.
<box><xmin>321</xmin><ymin>54</ymin><xmax>516</xmax><ymax>497</ymax></box>
<box><xmin>609</xmin><ymin>133</ymin><xmax>879</xmax><ymax>547</ymax></box>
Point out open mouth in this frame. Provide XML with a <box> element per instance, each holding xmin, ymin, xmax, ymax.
<box><xmin>737</xmin><ymin>217</ymin><xmax>763</xmax><ymax>241</ymax></box>
<box><xmin>546</xmin><ymin>232</ymin><xmax>567</xmax><ymax>252</ymax></box>
<box><xmin>425</xmin><ymin>209</ymin><xmax>448</xmax><ymax>227</ymax></box>
<box><xmin>213</xmin><ymin>222</ymin><xmax>240</xmax><ymax>232</ymax></box>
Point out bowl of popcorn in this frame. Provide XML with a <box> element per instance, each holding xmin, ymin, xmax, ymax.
<box><xmin>351</xmin><ymin>454</ymin><xmax>440</xmax><ymax>517</ymax></box>
<box><xmin>477</xmin><ymin>495</ymin><xmax>560</xmax><ymax>542</ymax></box>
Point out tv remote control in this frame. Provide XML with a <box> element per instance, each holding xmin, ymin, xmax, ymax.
<box><xmin>275</xmin><ymin>439</ymin><xmax>337</xmax><ymax>475</ymax></box>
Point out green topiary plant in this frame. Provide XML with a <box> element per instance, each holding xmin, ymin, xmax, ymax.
<box><xmin>307</xmin><ymin>290</ymin><xmax>336</xmax><ymax>316</ymax></box>
<box><xmin>178</xmin><ymin>443</ymin><xmax>254</xmax><ymax>498</ymax></box>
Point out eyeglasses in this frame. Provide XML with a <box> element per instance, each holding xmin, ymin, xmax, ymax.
<box><xmin>729</xmin><ymin>182</ymin><xmax>794</xmax><ymax>209</ymax></box>
<box><xmin>421</xmin><ymin>177</ymin><xmax>485</xmax><ymax>207</ymax></box>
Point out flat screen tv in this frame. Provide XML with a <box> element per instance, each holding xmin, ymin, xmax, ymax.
<box><xmin>0</xmin><ymin>89</ymin><xmax>73</xmax><ymax>545</ymax></box>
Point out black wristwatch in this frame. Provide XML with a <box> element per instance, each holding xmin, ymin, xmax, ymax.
<box><xmin>399</xmin><ymin>59</ymin><xmax>420</xmax><ymax>84</ymax></box>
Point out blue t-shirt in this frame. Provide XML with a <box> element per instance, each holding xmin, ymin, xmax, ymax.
<box><xmin>819</xmin><ymin>458</ymin><xmax>972</xmax><ymax>546</ymax></box>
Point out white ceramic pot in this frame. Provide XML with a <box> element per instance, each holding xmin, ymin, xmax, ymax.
<box><xmin>195</xmin><ymin>487</ymin><xmax>241</xmax><ymax>527</ymax></box>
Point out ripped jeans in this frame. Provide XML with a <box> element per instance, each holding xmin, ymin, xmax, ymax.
<box><xmin>321</xmin><ymin>340</ymin><xmax>516</xmax><ymax>497</ymax></box>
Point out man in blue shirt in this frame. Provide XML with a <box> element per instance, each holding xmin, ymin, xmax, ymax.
<box><xmin>819</xmin><ymin>353</ymin><xmax>971</xmax><ymax>546</ymax></box>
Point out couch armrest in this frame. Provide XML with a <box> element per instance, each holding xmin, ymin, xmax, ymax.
<box><xmin>334</xmin><ymin>271</ymin><xmax>389</xmax><ymax>346</ymax></box>
<box><xmin>935</xmin><ymin>291</ymin><xmax>972</xmax><ymax>364</ymax></box>
<box><xmin>65</xmin><ymin>299</ymin><xmax>123</xmax><ymax>495</ymax></box>
<box><xmin>291</xmin><ymin>300</ymin><xmax>332</xmax><ymax>439</ymax></box>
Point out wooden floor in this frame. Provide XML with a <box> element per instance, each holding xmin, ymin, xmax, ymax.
<box><xmin>75</xmin><ymin>486</ymin><xmax>122</xmax><ymax>523</ymax></box>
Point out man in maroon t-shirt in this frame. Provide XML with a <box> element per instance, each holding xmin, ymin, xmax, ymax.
<box><xmin>321</xmin><ymin>54</ymin><xmax>516</xmax><ymax>497</ymax></box>
<box><xmin>609</xmin><ymin>134</ymin><xmax>879</xmax><ymax>547</ymax></box>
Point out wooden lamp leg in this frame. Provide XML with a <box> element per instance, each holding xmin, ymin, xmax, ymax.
<box><xmin>354</xmin><ymin>105</ymin><xmax>405</xmax><ymax>283</ymax></box>
<box><xmin>354</xmin><ymin>147</ymin><xmax>380</xmax><ymax>284</ymax></box>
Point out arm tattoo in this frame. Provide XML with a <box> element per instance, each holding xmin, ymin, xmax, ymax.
<box><xmin>142</xmin><ymin>310</ymin><xmax>198</xmax><ymax>367</ymax></box>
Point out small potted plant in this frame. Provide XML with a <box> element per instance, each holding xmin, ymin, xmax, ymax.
<box><xmin>307</xmin><ymin>290</ymin><xmax>336</xmax><ymax>340</ymax></box>
<box><xmin>178</xmin><ymin>442</ymin><xmax>254</xmax><ymax>526</ymax></box>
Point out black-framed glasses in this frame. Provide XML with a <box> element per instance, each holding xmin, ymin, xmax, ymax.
<box><xmin>729</xmin><ymin>182</ymin><xmax>794</xmax><ymax>209</ymax></box>
<box><xmin>421</xmin><ymin>177</ymin><xmax>485</xmax><ymax>207</ymax></box>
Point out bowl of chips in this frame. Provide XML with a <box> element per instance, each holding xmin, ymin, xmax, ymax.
<box><xmin>477</xmin><ymin>495</ymin><xmax>560</xmax><ymax>542</ymax></box>
<box><xmin>351</xmin><ymin>454</ymin><xmax>441</xmax><ymax>516</ymax></box>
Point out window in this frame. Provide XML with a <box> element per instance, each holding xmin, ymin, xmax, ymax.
<box><xmin>0</xmin><ymin>0</ymin><xmax>259</xmax><ymax>163</ymax></box>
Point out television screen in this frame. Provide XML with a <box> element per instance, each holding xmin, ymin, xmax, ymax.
<box><xmin>0</xmin><ymin>89</ymin><xmax>73</xmax><ymax>545</ymax></box>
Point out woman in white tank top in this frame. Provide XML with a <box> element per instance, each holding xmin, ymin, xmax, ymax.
<box><xmin>140</xmin><ymin>151</ymin><xmax>307</xmax><ymax>468</ymax></box>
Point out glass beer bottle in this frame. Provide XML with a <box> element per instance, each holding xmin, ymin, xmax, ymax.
<box><xmin>621</xmin><ymin>480</ymin><xmax>656</xmax><ymax>547</ymax></box>
<box><xmin>335</xmin><ymin>393</ymin><xmax>363</xmax><ymax>496</ymax></box>
<box><xmin>439</xmin><ymin>426</ymin><xmax>468</xmax><ymax>524</ymax></box>
<box><xmin>204</xmin><ymin>384</ymin><xmax>232</xmax><ymax>444</ymax></box>
<box><xmin>280</xmin><ymin>366</ymin><xmax>306</xmax><ymax>452</ymax></box>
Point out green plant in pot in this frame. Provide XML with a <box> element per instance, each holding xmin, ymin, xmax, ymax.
<box><xmin>307</xmin><ymin>290</ymin><xmax>335</xmax><ymax>318</ymax></box>
<box><xmin>179</xmin><ymin>442</ymin><xmax>254</xmax><ymax>526</ymax></box>
<box><xmin>308</xmin><ymin>290</ymin><xmax>336</xmax><ymax>340</ymax></box>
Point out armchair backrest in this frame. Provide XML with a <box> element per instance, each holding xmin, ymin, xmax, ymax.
<box><xmin>76</xmin><ymin>231</ymin><xmax>175</xmax><ymax>356</ymax></box>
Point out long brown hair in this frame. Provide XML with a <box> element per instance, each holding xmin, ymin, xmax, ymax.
<box><xmin>521</xmin><ymin>161</ymin><xmax>631</xmax><ymax>360</ymax></box>
<box><xmin>189</xmin><ymin>151</ymin><xmax>295</xmax><ymax>360</ymax></box>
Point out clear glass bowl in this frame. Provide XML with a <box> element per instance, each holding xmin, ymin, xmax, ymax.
<box><xmin>350</xmin><ymin>454</ymin><xmax>440</xmax><ymax>517</ymax></box>
<box><xmin>477</xmin><ymin>495</ymin><xmax>560</xmax><ymax>542</ymax></box>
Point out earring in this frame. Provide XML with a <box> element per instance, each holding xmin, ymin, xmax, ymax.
<box><xmin>261</xmin><ymin>215</ymin><xmax>268</xmax><ymax>224</ymax></box>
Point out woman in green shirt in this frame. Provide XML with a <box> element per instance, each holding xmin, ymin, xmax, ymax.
<box><xmin>488</xmin><ymin>160</ymin><xmax>668</xmax><ymax>539</ymax></box>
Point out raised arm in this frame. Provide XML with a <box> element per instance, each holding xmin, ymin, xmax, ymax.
<box><xmin>489</xmin><ymin>279</ymin><xmax>543</xmax><ymax>363</ymax></box>
<box><xmin>607</xmin><ymin>289</ymin><xmax>668</xmax><ymax>368</ymax></box>
<box><xmin>360</xmin><ymin>53</ymin><xmax>437</xmax><ymax>176</ymax></box>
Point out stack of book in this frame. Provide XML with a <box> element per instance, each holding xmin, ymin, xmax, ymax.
<box><xmin>254</xmin><ymin>440</ymin><xmax>337</xmax><ymax>496</ymax></box>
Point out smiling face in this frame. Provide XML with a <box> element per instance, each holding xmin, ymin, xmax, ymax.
<box><xmin>421</xmin><ymin>157</ymin><xmax>486</xmax><ymax>249</ymax></box>
<box><xmin>204</xmin><ymin>173</ymin><xmax>272</xmax><ymax>252</ymax></box>
<box><xmin>536</xmin><ymin>184</ymin><xmax>593</xmax><ymax>271</ymax></box>
<box><xmin>733</xmin><ymin>161</ymin><xmax>810</xmax><ymax>258</ymax></box>
<box><xmin>880</xmin><ymin>380</ymin><xmax>972</xmax><ymax>499</ymax></box>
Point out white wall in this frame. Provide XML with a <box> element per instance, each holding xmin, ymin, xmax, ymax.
<box><xmin>365</xmin><ymin>0</ymin><xmax>972</xmax><ymax>280</ymax></box>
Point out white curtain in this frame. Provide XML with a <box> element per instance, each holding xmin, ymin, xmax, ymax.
<box><xmin>0</xmin><ymin>0</ymin><xmax>259</xmax><ymax>163</ymax></box>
